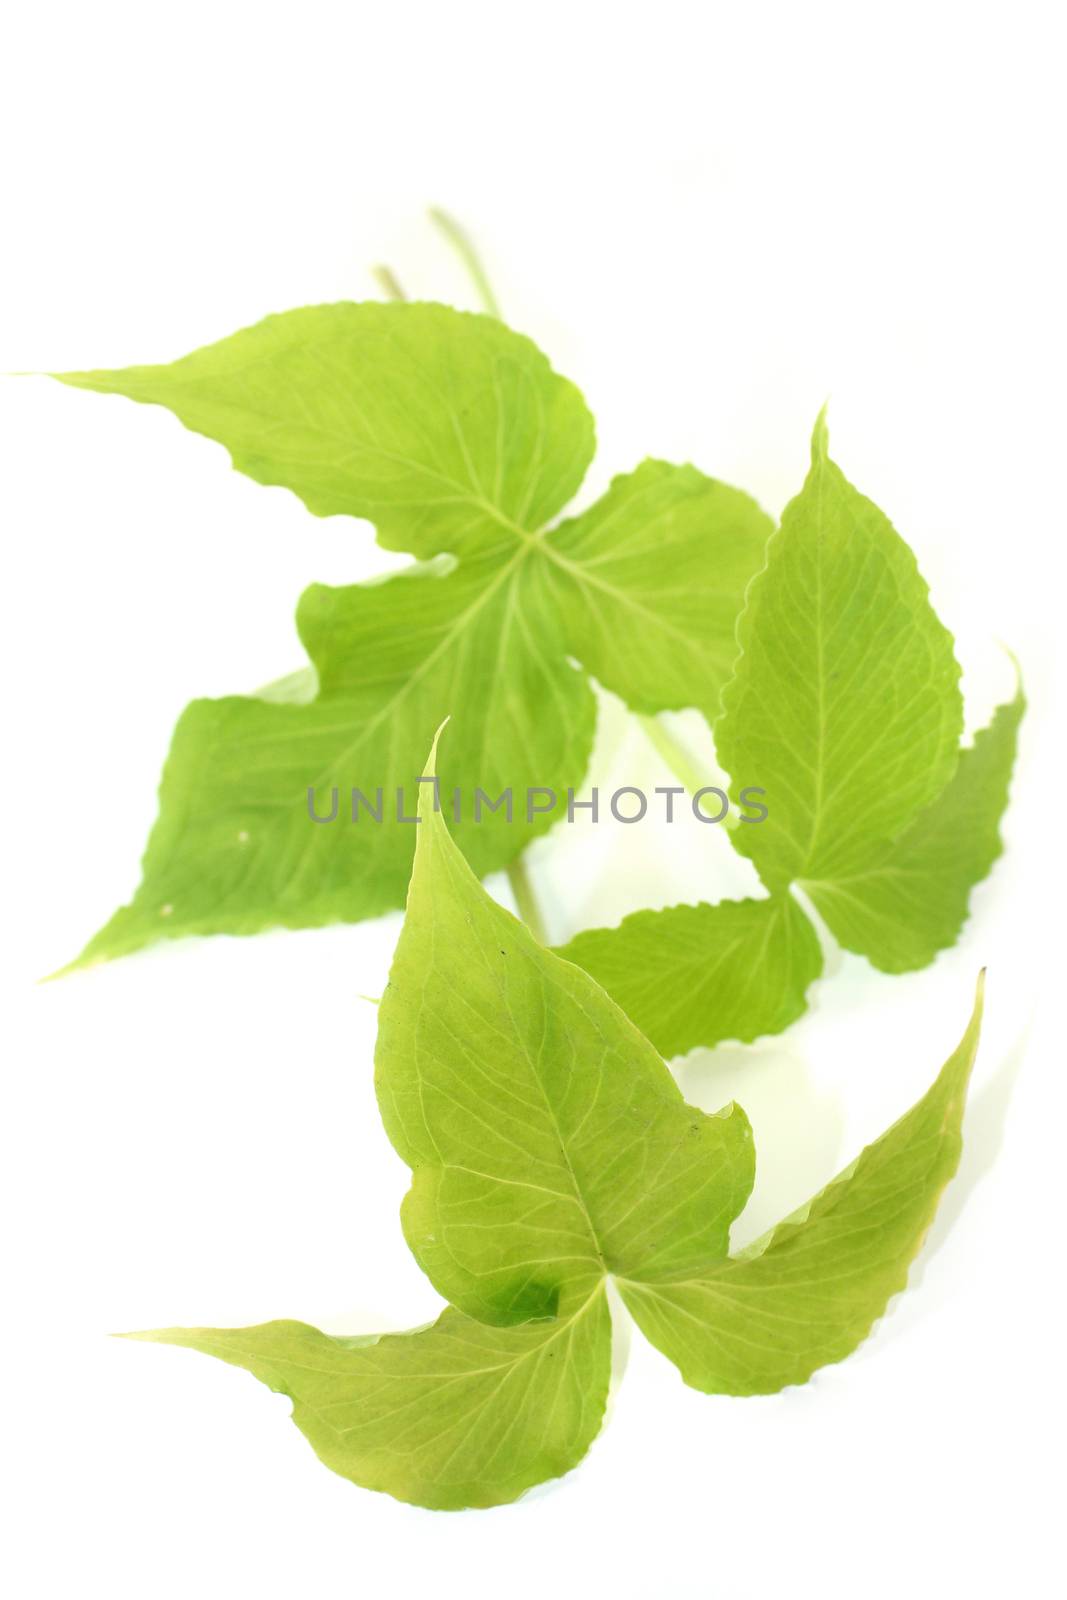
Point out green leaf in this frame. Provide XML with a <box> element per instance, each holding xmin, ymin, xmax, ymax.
<box><xmin>619</xmin><ymin>972</ymin><xmax>984</xmax><ymax>1394</ymax></box>
<box><xmin>555</xmin><ymin>895</ymin><xmax>823</xmax><ymax>1059</ymax></box>
<box><xmin>127</xmin><ymin>740</ymin><xmax>985</xmax><ymax>1505</ymax></box>
<box><xmin>544</xmin><ymin>461</ymin><xmax>773</xmax><ymax>719</ymax></box>
<box><xmin>717</xmin><ymin>411</ymin><xmax>963</xmax><ymax>890</ymax></box>
<box><xmin>564</xmin><ymin>418</ymin><xmax>1015</xmax><ymax>1055</ymax></box>
<box><xmin>59</xmin><ymin>303</ymin><xmax>595</xmax><ymax>560</ymax></box>
<box><xmin>374</xmin><ymin>729</ymin><xmax>756</xmax><ymax>1325</ymax></box>
<box><xmin>806</xmin><ymin>688</ymin><xmax>1025</xmax><ymax>971</ymax></box>
<box><xmin>56</xmin><ymin>305</ymin><xmax>772</xmax><ymax>970</ymax></box>
<box><xmin>72</xmin><ymin>547</ymin><xmax>595</xmax><ymax>964</ymax></box>
<box><xmin>125</xmin><ymin>1297</ymin><xmax>611</xmax><ymax>1511</ymax></box>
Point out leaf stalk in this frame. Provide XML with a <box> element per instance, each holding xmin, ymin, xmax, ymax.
<box><xmin>637</xmin><ymin>715</ymin><xmax>739</xmax><ymax>829</ymax></box>
<box><xmin>428</xmin><ymin>207</ymin><xmax>503</xmax><ymax>320</ymax></box>
<box><xmin>506</xmin><ymin>856</ymin><xmax>549</xmax><ymax>944</ymax></box>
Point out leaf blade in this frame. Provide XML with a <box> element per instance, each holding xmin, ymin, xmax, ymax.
<box><xmin>717</xmin><ymin>416</ymin><xmax>964</xmax><ymax>890</ymax></box>
<box><xmin>126</xmin><ymin>1294</ymin><xmax>611</xmax><ymax>1511</ymax></box>
<box><xmin>619</xmin><ymin>973</ymin><xmax>984</xmax><ymax>1394</ymax></box>
<box><xmin>58</xmin><ymin>302</ymin><xmax>596</xmax><ymax>559</ymax></box>
<box><xmin>806</xmin><ymin>689</ymin><xmax>1024</xmax><ymax>971</ymax></box>
<box><xmin>556</xmin><ymin>894</ymin><xmax>823</xmax><ymax>1058</ymax></box>
<box><xmin>545</xmin><ymin>461</ymin><xmax>773</xmax><ymax>718</ymax></box>
<box><xmin>67</xmin><ymin>549</ymin><xmax>597</xmax><ymax>969</ymax></box>
<box><xmin>374</xmin><ymin>729</ymin><xmax>755</xmax><ymax>1324</ymax></box>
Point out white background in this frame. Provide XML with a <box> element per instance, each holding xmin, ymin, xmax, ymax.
<box><xmin>1</xmin><ymin>3</ymin><xmax>1064</xmax><ymax>1596</ymax></box>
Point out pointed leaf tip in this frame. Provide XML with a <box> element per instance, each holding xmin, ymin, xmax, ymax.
<box><xmin>427</xmin><ymin>715</ymin><xmax>451</xmax><ymax>771</ymax></box>
<box><xmin>414</xmin><ymin>718</ymin><xmax>452</xmax><ymax>828</ymax></box>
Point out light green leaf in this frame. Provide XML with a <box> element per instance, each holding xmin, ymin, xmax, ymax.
<box><xmin>555</xmin><ymin>895</ymin><xmax>823</xmax><ymax>1059</ymax></box>
<box><xmin>806</xmin><ymin>689</ymin><xmax>1024</xmax><ymax>971</ymax></box>
<box><xmin>717</xmin><ymin>412</ymin><xmax>963</xmax><ymax>890</ymax></box>
<box><xmin>125</xmin><ymin>1296</ymin><xmax>611</xmax><ymax>1511</ymax></box>
<box><xmin>375</xmin><ymin>729</ymin><xmax>756</xmax><ymax>1325</ymax></box>
<box><xmin>564</xmin><ymin>416</ymin><xmax>1009</xmax><ymax>1054</ymax></box>
<box><xmin>56</xmin><ymin>304</ymin><xmax>772</xmax><ymax>970</ymax></box>
<box><xmin>619</xmin><ymin>971</ymin><xmax>984</xmax><ymax>1394</ymax></box>
<box><xmin>127</xmin><ymin>741</ymin><xmax>985</xmax><ymax>1506</ymax></box>
<box><xmin>544</xmin><ymin>461</ymin><xmax>773</xmax><ymax>718</ymax></box>
<box><xmin>72</xmin><ymin>547</ymin><xmax>595</xmax><ymax>966</ymax></box>
<box><xmin>59</xmin><ymin>303</ymin><xmax>595</xmax><ymax>560</ymax></box>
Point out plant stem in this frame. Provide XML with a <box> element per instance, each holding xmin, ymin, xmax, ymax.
<box><xmin>373</xmin><ymin>264</ymin><xmax>408</xmax><ymax>302</ymax></box>
<box><xmin>507</xmin><ymin>857</ymin><xmax>549</xmax><ymax>944</ymax></box>
<box><xmin>637</xmin><ymin>715</ymin><xmax>738</xmax><ymax>829</ymax></box>
<box><xmin>428</xmin><ymin>207</ymin><xmax>503</xmax><ymax>320</ymax></box>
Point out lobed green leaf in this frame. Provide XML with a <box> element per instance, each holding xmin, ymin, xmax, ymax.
<box><xmin>55</xmin><ymin>305</ymin><xmax>772</xmax><ymax>970</ymax></box>
<box><xmin>565</xmin><ymin>417</ymin><xmax>1019</xmax><ymax>1055</ymax></box>
<box><xmin>129</xmin><ymin>737</ymin><xmax>987</xmax><ymax>1506</ymax></box>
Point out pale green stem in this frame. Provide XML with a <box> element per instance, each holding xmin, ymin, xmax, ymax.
<box><xmin>428</xmin><ymin>207</ymin><xmax>503</xmax><ymax>320</ymax></box>
<box><xmin>506</xmin><ymin>857</ymin><xmax>548</xmax><ymax>944</ymax></box>
<box><xmin>373</xmin><ymin>264</ymin><xmax>408</xmax><ymax>302</ymax></box>
<box><xmin>637</xmin><ymin>715</ymin><xmax>738</xmax><ymax>829</ymax></box>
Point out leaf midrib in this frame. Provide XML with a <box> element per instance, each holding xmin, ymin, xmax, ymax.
<box><xmin>304</xmin><ymin>543</ymin><xmax>534</xmax><ymax>789</ymax></box>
